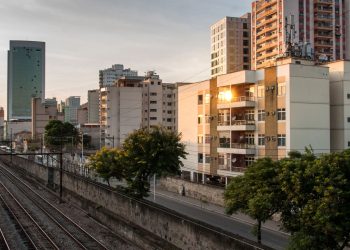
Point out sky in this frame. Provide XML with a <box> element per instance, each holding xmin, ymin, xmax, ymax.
<box><xmin>0</xmin><ymin>0</ymin><xmax>251</xmax><ymax>115</ymax></box>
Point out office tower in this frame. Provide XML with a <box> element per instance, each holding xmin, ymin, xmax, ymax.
<box><xmin>99</xmin><ymin>64</ymin><xmax>138</xmax><ymax>87</ymax></box>
<box><xmin>210</xmin><ymin>14</ymin><xmax>251</xmax><ymax>77</ymax></box>
<box><xmin>251</xmin><ymin>0</ymin><xmax>350</xmax><ymax>69</ymax></box>
<box><xmin>87</xmin><ymin>89</ymin><xmax>99</xmax><ymax>123</ymax></box>
<box><xmin>178</xmin><ymin>57</ymin><xmax>335</xmax><ymax>183</ymax></box>
<box><xmin>31</xmin><ymin>98</ymin><xmax>64</xmax><ymax>138</ymax></box>
<box><xmin>64</xmin><ymin>96</ymin><xmax>80</xmax><ymax>125</ymax></box>
<box><xmin>7</xmin><ymin>40</ymin><xmax>45</xmax><ymax>120</ymax></box>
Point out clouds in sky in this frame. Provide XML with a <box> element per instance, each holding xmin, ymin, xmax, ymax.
<box><xmin>0</xmin><ymin>0</ymin><xmax>251</xmax><ymax>111</ymax></box>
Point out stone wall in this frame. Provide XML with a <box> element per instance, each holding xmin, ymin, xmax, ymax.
<box><xmin>0</xmin><ymin>154</ymin><xmax>269</xmax><ymax>250</ymax></box>
<box><xmin>159</xmin><ymin>177</ymin><xmax>225</xmax><ymax>207</ymax></box>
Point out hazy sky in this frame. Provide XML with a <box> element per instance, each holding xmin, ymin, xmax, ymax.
<box><xmin>0</xmin><ymin>0</ymin><xmax>251</xmax><ymax>114</ymax></box>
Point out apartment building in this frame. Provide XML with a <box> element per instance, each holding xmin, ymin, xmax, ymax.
<box><xmin>251</xmin><ymin>0</ymin><xmax>350</xmax><ymax>69</ymax></box>
<box><xmin>210</xmin><ymin>14</ymin><xmax>251</xmax><ymax>77</ymax></box>
<box><xmin>77</xmin><ymin>103</ymin><xmax>88</xmax><ymax>125</ymax></box>
<box><xmin>179</xmin><ymin>58</ymin><xmax>333</xmax><ymax>182</ymax></box>
<box><xmin>31</xmin><ymin>97</ymin><xmax>64</xmax><ymax>138</ymax></box>
<box><xmin>87</xmin><ymin>89</ymin><xmax>99</xmax><ymax>123</ymax></box>
<box><xmin>99</xmin><ymin>64</ymin><xmax>138</xmax><ymax>87</ymax></box>
<box><xmin>99</xmin><ymin>72</ymin><xmax>178</xmax><ymax>148</ymax></box>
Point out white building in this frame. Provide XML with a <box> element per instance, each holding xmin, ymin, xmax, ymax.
<box><xmin>178</xmin><ymin>57</ymin><xmax>333</xmax><ymax>183</ymax></box>
<box><xmin>99</xmin><ymin>64</ymin><xmax>138</xmax><ymax>87</ymax></box>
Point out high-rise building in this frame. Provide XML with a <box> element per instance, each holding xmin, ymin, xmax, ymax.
<box><xmin>64</xmin><ymin>96</ymin><xmax>80</xmax><ymax>125</ymax></box>
<box><xmin>99</xmin><ymin>64</ymin><xmax>138</xmax><ymax>87</ymax></box>
<box><xmin>251</xmin><ymin>0</ymin><xmax>350</xmax><ymax>69</ymax></box>
<box><xmin>0</xmin><ymin>107</ymin><xmax>4</xmax><ymax>140</ymax></box>
<box><xmin>7</xmin><ymin>40</ymin><xmax>45</xmax><ymax>120</ymax></box>
<box><xmin>210</xmin><ymin>14</ymin><xmax>251</xmax><ymax>77</ymax></box>
<box><xmin>87</xmin><ymin>89</ymin><xmax>99</xmax><ymax>123</ymax></box>
<box><xmin>178</xmin><ymin>57</ymin><xmax>339</xmax><ymax>183</ymax></box>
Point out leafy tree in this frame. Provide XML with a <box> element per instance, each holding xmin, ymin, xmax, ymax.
<box><xmin>224</xmin><ymin>158</ymin><xmax>284</xmax><ymax>244</ymax></box>
<box><xmin>279</xmin><ymin>149</ymin><xmax>350</xmax><ymax>249</ymax></box>
<box><xmin>44</xmin><ymin>120</ymin><xmax>80</xmax><ymax>150</ymax></box>
<box><xmin>88</xmin><ymin>147</ymin><xmax>125</xmax><ymax>186</ymax></box>
<box><xmin>122</xmin><ymin>126</ymin><xmax>187</xmax><ymax>198</ymax></box>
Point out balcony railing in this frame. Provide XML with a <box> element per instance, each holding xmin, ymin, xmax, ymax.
<box><xmin>219</xmin><ymin>143</ymin><xmax>255</xmax><ymax>149</ymax></box>
<box><xmin>219</xmin><ymin>165</ymin><xmax>247</xmax><ymax>173</ymax></box>
<box><xmin>218</xmin><ymin>120</ymin><xmax>255</xmax><ymax>126</ymax></box>
<box><xmin>218</xmin><ymin>96</ymin><xmax>255</xmax><ymax>105</ymax></box>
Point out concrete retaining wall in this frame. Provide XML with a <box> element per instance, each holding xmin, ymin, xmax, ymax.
<box><xmin>0</xmin><ymin>154</ymin><xmax>268</xmax><ymax>250</ymax></box>
<box><xmin>159</xmin><ymin>177</ymin><xmax>225</xmax><ymax>207</ymax></box>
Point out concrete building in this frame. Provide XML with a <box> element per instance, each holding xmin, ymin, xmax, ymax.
<box><xmin>77</xmin><ymin>103</ymin><xmax>88</xmax><ymax>125</ymax></box>
<box><xmin>178</xmin><ymin>57</ymin><xmax>332</xmax><ymax>182</ymax></box>
<box><xmin>31</xmin><ymin>97</ymin><xmax>64</xmax><ymax>138</ymax></box>
<box><xmin>4</xmin><ymin>120</ymin><xmax>31</xmax><ymax>141</ymax></box>
<box><xmin>99</xmin><ymin>72</ymin><xmax>179</xmax><ymax>148</ymax></box>
<box><xmin>251</xmin><ymin>0</ymin><xmax>350</xmax><ymax>70</ymax></box>
<box><xmin>211</xmin><ymin>14</ymin><xmax>251</xmax><ymax>77</ymax></box>
<box><xmin>64</xmin><ymin>96</ymin><xmax>80</xmax><ymax>125</ymax></box>
<box><xmin>88</xmin><ymin>89</ymin><xmax>99</xmax><ymax>123</ymax></box>
<box><xmin>7</xmin><ymin>40</ymin><xmax>45</xmax><ymax>120</ymax></box>
<box><xmin>99</xmin><ymin>64</ymin><xmax>138</xmax><ymax>87</ymax></box>
<box><xmin>80</xmin><ymin>123</ymin><xmax>100</xmax><ymax>150</ymax></box>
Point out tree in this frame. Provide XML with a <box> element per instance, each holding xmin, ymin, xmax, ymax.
<box><xmin>122</xmin><ymin>127</ymin><xmax>187</xmax><ymax>198</ymax></box>
<box><xmin>279</xmin><ymin>149</ymin><xmax>350</xmax><ymax>249</ymax></box>
<box><xmin>44</xmin><ymin>120</ymin><xmax>80</xmax><ymax>150</ymax></box>
<box><xmin>224</xmin><ymin>158</ymin><xmax>284</xmax><ymax>244</ymax></box>
<box><xmin>88</xmin><ymin>147</ymin><xmax>125</xmax><ymax>186</ymax></box>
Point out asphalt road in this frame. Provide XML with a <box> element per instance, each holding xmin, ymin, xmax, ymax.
<box><xmin>146</xmin><ymin>193</ymin><xmax>289</xmax><ymax>250</ymax></box>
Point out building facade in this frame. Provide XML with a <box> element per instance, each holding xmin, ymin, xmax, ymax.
<box><xmin>211</xmin><ymin>14</ymin><xmax>251</xmax><ymax>77</ymax></box>
<box><xmin>0</xmin><ymin>107</ymin><xmax>4</xmax><ymax>140</ymax></box>
<box><xmin>251</xmin><ymin>0</ymin><xmax>350</xmax><ymax>69</ymax></box>
<box><xmin>31</xmin><ymin>97</ymin><xmax>64</xmax><ymax>138</ymax></box>
<box><xmin>87</xmin><ymin>89</ymin><xmax>99</xmax><ymax>123</ymax></box>
<box><xmin>99</xmin><ymin>64</ymin><xmax>138</xmax><ymax>87</ymax></box>
<box><xmin>179</xmin><ymin>58</ymin><xmax>333</xmax><ymax>182</ymax></box>
<box><xmin>77</xmin><ymin>103</ymin><xmax>88</xmax><ymax>125</ymax></box>
<box><xmin>7</xmin><ymin>40</ymin><xmax>45</xmax><ymax>120</ymax></box>
<box><xmin>64</xmin><ymin>96</ymin><xmax>81</xmax><ymax>125</ymax></box>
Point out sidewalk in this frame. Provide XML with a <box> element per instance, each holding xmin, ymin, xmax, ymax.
<box><xmin>151</xmin><ymin>183</ymin><xmax>287</xmax><ymax>235</ymax></box>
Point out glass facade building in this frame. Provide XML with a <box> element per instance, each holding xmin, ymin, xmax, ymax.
<box><xmin>7</xmin><ymin>40</ymin><xmax>45</xmax><ymax>120</ymax></box>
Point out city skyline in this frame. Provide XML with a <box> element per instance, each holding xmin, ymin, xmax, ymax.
<box><xmin>0</xmin><ymin>0</ymin><xmax>251</xmax><ymax>116</ymax></box>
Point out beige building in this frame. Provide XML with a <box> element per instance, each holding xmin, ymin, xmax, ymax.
<box><xmin>211</xmin><ymin>14</ymin><xmax>251</xmax><ymax>77</ymax></box>
<box><xmin>179</xmin><ymin>57</ymin><xmax>334</xmax><ymax>182</ymax></box>
<box><xmin>77</xmin><ymin>103</ymin><xmax>88</xmax><ymax>125</ymax></box>
<box><xmin>88</xmin><ymin>89</ymin><xmax>99</xmax><ymax>123</ymax></box>
<box><xmin>31</xmin><ymin>97</ymin><xmax>64</xmax><ymax>138</ymax></box>
<box><xmin>251</xmin><ymin>0</ymin><xmax>350</xmax><ymax>70</ymax></box>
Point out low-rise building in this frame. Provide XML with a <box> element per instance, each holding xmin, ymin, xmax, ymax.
<box><xmin>31</xmin><ymin>97</ymin><xmax>64</xmax><ymax>139</ymax></box>
<box><xmin>77</xmin><ymin>103</ymin><xmax>88</xmax><ymax>125</ymax></box>
<box><xmin>178</xmin><ymin>57</ymin><xmax>336</xmax><ymax>183</ymax></box>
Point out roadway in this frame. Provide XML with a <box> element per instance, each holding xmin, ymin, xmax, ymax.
<box><xmin>146</xmin><ymin>188</ymin><xmax>289</xmax><ymax>250</ymax></box>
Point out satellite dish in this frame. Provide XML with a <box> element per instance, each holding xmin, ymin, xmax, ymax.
<box><xmin>232</xmin><ymin>158</ymin><xmax>237</xmax><ymax>163</ymax></box>
<box><xmin>319</xmin><ymin>54</ymin><xmax>328</xmax><ymax>62</ymax></box>
<box><xmin>232</xmin><ymin>115</ymin><xmax>237</xmax><ymax>121</ymax></box>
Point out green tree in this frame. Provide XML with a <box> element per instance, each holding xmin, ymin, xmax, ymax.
<box><xmin>224</xmin><ymin>158</ymin><xmax>284</xmax><ymax>244</ymax></box>
<box><xmin>122</xmin><ymin>127</ymin><xmax>187</xmax><ymax>198</ymax></box>
<box><xmin>44</xmin><ymin>120</ymin><xmax>80</xmax><ymax>150</ymax></box>
<box><xmin>279</xmin><ymin>150</ymin><xmax>350</xmax><ymax>249</ymax></box>
<box><xmin>88</xmin><ymin>147</ymin><xmax>125</xmax><ymax>186</ymax></box>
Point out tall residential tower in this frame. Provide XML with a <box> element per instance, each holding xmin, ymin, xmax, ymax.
<box><xmin>7</xmin><ymin>40</ymin><xmax>45</xmax><ymax>120</ymax></box>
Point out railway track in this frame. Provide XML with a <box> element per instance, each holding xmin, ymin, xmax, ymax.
<box><xmin>0</xmin><ymin>183</ymin><xmax>58</xmax><ymax>250</ymax></box>
<box><xmin>0</xmin><ymin>164</ymin><xmax>108</xmax><ymax>250</ymax></box>
<box><xmin>0</xmin><ymin>227</ymin><xmax>10</xmax><ymax>250</ymax></box>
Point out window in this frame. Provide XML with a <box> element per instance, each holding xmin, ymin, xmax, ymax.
<box><xmin>258</xmin><ymin>134</ymin><xmax>265</xmax><ymax>146</ymax></box>
<box><xmin>167</xmin><ymin>110</ymin><xmax>172</xmax><ymax>114</ymax></box>
<box><xmin>245</xmin><ymin>110</ymin><xmax>254</xmax><ymax>121</ymax></box>
<box><xmin>198</xmin><ymin>135</ymin><xmax>203</xmax><ymax>144</ymax></box>
<box><xmin>205</xmin><ymin>155</ymin><xmax>211</xmax><ymax>164</ymax></box>
<box><xmin>198</xmin><ymin>115</ymin><xmax>203</xmax><ymax>124</ymax></box>
<box><xmin>258</xmin><ymin>110</ymin><xmax>265</xmax><ymax>121</ymax></box>
<box><xmin>150</xmin><ymin>117</ymin><xmax>157</xmax><ymax>121</ymax></box>
<box><xmin>198</xmin><ymin>95</ymin><xmax>203</xmax><ymax>105</ymax></box>
<box><xmin>243</xmin><ymin>48</ymin><xmax>249</xmax><ymax>54</ymax></box>
<box><xmin>278</xmin><ymin>83</ymin><xmax>286</xmax><ymax>96</ymax></box>
<box><xmin>167</xmin><ymin>118</ymin><xmax>172</xmax><ymax>122</ymax></box>
<box><xmin>348</xmin><ymin>117</ymin><xmax>350</xmax><ymax>123</ymax></box>
<box><xmin>150</xmin><ymin>92</ymin><xmax>157</xmax><ymax>96</ymax></box>
<box><xmin>243</xmin><ymin>56</ymin><xmax>249</xmax><ymax>63</ymax></box>
<box><xmin>243</xmin><ymin>40</ymin><xmax>249</xmax><ymax>46</ymax></box>
<box><xmin>167</xmin><ymin>102</ymin><xmax>172</xmax><ymax>106</ymax></box>
<box><xmin>150</xmin><ymin>109</ymin><xmax>157</xmax><ymax>112</ymax></box>
<box><xmin>258</xmin><ymin>86</ymin><xmax>264</xmax><ymax>98</ymax></box>
<box><xmin>167</xmin><ymin>94</ymin><xmax>172</xmax><ymax>98</ymax></box>
<box><xmin>144</xmin><ymin>110</ymin><xmax>148</xmax><ymax>113</ymax></box>
<box><xmin>205</xmin><ymin>94</ymin><xmax>210</xmax><ymax>104</ymax></box>
<box><xmin>150</xmin><ymin>101</ymin><xmax>157</xmax><ymax>104</ymax></box>
<box><xmin>198</xmin><ymin>153</ymin><xmax>203</xmax><ymax>163</ymax></box>
<box><xmin>277</xmin><ymin>108</ymin><xmax>286</xmax><ymax>121</ymax></box>
<box><xmin>205</xmin><ymin>115</ymin><xmax>212</xmax><ymax>124</ymax></box>
<box><xmin>243</xmin><ymin>23</ymin><xmax>248</xmax><ymax>29</ymax></box>
<box><xmin>205</xmin><ymin>134</ymin><xmax>211</xmax><ymax>144</ymax></box>
<box><xmin>347</xmin><ymin>94</ymin><xmax>350</xmax><ymax>99</ymax></box>
<box><xmin>278</xmin><ymin>134</ymin><xmax>286</xmax><ymax>147</ymax></box>
<box><xmin>348</xmin><ymin>141</ymin><xmax>350</xmax><ymax>147</ymax></box>
<box><xmin>245</xmin><ymin>157</ymin><xmax>254</xmax><ymax>167</ymax></box>
<box><xmin>151</xmin><ymin>81</ymin><xmax>154</xmax><ymax>85</ymax></box>
<box><xmin>243</xmin><ymin>31</ymin><xmax>249</xmax><ymax>37</ymax></box>
<box><xmin>246</xmin><ymin>133</ymin><xmax>255</xmax><ymax>145</ymax></box>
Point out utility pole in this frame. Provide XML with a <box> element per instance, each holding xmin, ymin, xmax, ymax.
<box><xmin>81</xmin><ymin>132</ymin><xmax>84</xmax><ymax>166</ymax></box>
<box><xmin>10</xmin><ymin>128</ymin><xmax>13</xmax><ymax>163</ymax></box>
<box><xmin>59</xmin><ymin>135</ymin><xmax>63</xmax><ymax>203</ymax></box>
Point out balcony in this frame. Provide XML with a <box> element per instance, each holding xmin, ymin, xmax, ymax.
<box><xmin>217</xmin><ymin>120</ymin><xmax>256</xmax><ymax>131</ymax></box>
<box><xmin>218</xmin><ymin>143</ymin><xmax>256</xmax><ymax>155</ymax></box>
<box><xmin>217</xmin><ymin>96</ymin><xmax>255</xmax><ymax>109</ymax></box>
<box><xmin>217</xmin><ymin>166</ymin><xmax>246</xmax><ymax>177</ymax></box>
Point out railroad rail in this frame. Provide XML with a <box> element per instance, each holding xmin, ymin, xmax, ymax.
<box><xmin>0</xmin><ymin>227</ymin><xmax>10</xmax><ymax>250</ymax></box>
<box><xmin>0</xmin><ymin>164</ymin><xmax>108</xmax><ymax>250</ymax></box>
